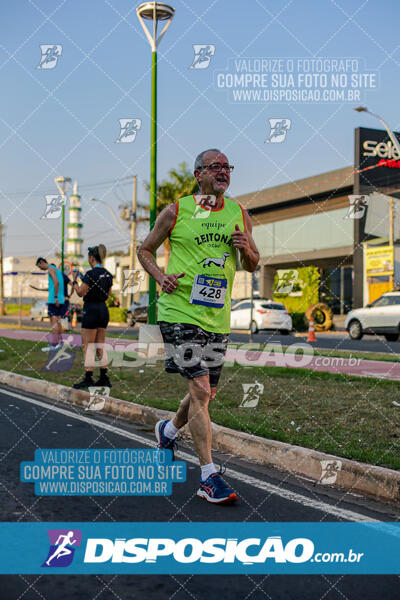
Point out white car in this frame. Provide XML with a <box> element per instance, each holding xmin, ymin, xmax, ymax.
<box><xmin>345</xmin><ymin>292</ymin><xmax>400</xmax><ymax>341</ymax></box>
<box><xmin>230</xmin><ymin>298</ymin><xmax>292</xmax><ymax>334</ymax></box>
<box><xmin>30</xmin><ymin>300</ymin><xmax>48</xmax><ymax>321</ymax></box>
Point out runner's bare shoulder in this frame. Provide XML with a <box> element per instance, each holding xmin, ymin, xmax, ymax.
<box><xmin>161</xmin><ymin>203</ymin><xmax>177</xmax><ymax>223</ymax></box>
<box><xmin>158</xmin><ymin>203</ymin><xmax>178</xmax><ymax>235</ymax></box>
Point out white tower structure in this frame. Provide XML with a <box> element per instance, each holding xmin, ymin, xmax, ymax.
<box><xmin>66</xmin><ymin>181</ymin><xmax>83</xmax><ymax>262</ymax></box>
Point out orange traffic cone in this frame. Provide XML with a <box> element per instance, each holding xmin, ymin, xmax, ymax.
<box><xmin>71</xmin><ymin>310</ymin><xmax>78</xmax><ymax>328</ymax></box>
<box><xmin>307</xmin><ymin>318</ymin><xmax>316</xmax><ymax>342</ymax></box>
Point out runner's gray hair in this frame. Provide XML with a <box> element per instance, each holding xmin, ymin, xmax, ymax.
<box><xmin>194</xmin><ymin>149</ymin><xmax>222</xmax><ymax>171</ymax></box>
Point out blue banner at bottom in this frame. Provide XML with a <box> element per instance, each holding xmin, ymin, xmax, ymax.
<box><xmin>0</xmin><ymin>522</ymin><xmax>399</xmax><ymax>574</ymax></box>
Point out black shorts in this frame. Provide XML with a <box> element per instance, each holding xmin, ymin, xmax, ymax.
<box><xmin>82</xmin><ymin>302</ymin><xmax>109</xmax><ymax>329</ymax></box>
<box><xmin>47</xmin><ymin>303</ymin><xmax>65</xmax><ymax>317</ymax></box>
<box><xmin>61</xmin><ymin>300</ymin><xmax>69</xmax><ymax>318</ymax></box>
<box><xmin>158</xmin><ymin>321</ymin><xmax>229</xmax><ymax>387</ymax></box>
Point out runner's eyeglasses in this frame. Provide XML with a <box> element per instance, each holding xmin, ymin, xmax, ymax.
<box><xmin>199</xmin><ymin>163</ymin><xmax>234</xmax><ymax>173</ymax></box>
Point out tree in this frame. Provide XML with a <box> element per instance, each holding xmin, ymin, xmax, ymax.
<box><xmin>145</xmin><ymin>162</ymin><xmax>199</xmax><ymax>215</ymax></box>
<box><xmin>144</xmin><ymin>162</ymin><xmax>198</xmax><ymax>256</ymax></box>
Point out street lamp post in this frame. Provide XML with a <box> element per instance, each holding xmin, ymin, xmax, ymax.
<box><xmin>354</xmin><ymin>106</ymin><xmax>400</xmax><ymax>156</ymax></box>
<box><xmin>90</xmin><ymin>197</ymin><xmax>130</xmax><ymax>235</ymax></box>
<box><xmin>354</xmin><ymin>107</ymin><xmax>400</xmax><ymax>288</ymax></box>
<box><xmin>54</xmin><ymin>176</ymin><xmax>72</xmax><ymax>274</ymax></box>
<box><xmin>137</xmin><ymin>2</ymin><xmax>175</xmax><ymax>325</ymax></box>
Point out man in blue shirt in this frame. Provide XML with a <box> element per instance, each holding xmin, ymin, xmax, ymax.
<box><xmin>36</xmin><ymin>257</ymin><xmax>65</xmax><ymax>351</ymax></box>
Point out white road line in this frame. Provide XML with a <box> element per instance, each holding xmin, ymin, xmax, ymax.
<box><xmin>1</xmin><ymin>387</ymin><xmax>377</xmax><ymax>523</ymax></box>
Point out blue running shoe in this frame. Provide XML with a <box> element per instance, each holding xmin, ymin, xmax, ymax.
<box><xmin>155</xmin><ymin>420</ymin><xmax>177</xmax><ymax>461</ymax></box>
<box><xmin>197</xmin><ymin>473</ymin><xmax>238</xmax><ymax>504</ymax></box>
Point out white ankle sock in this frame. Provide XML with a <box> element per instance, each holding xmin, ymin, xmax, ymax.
<box><xmin>164</xmin><ymin>420</ymin><xmax>179</xmax><ymax>440</ymax></box>
<box><xmin>201</xmin><ymin>463</ymin><xmax>217</xmax><ymax>481</ymax></box>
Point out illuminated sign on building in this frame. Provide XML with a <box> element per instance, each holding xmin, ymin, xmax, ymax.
<box><xmin>355</xmin><ymin>127</ymin><xmax>400</xmax><ymax>190</ymax></box>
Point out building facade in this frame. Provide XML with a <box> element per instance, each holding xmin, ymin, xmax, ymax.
<box><xmin>235</xmin><ymin>127</ymin><xmax>400</xmax><ymax>311</ymax></box>
<box><xmin>236</xmin><ymin>166</ymin><xmax>354</xmax><ymax>312</ymax></box>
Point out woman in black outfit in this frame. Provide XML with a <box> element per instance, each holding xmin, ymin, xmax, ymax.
<box><xmin>72</xmin><ymin>244</ymin><xmax>113</xmax><ymax>389</ymax></box>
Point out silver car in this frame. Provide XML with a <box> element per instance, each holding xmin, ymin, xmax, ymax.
<box><xmin>230</xmin><ymin>298</ymin><xmax>292</xmax><ymax>334</ymax></box>
<box><xmin>30</xmin><ymin>300</ymin><xmax>48</xmax><ymax>321</ymax></box>
<box><xmin>345</xmin><ymin>292</ymin><xmax>400</xmax><ymax>341</ymax></box>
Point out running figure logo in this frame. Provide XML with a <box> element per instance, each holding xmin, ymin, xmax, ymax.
<box><xmin>121</xmin><ymin>269</ymin><xmax>145</xmax><ymax>294</ymax></box>
<box><xmin>345</xmin><ymin>195</ymin><xmax>369</xmax><ymax>219</ymax></box>
<box><xmin>319</xmin><ymin>460</ymin><xmax>342</xmax><ymax>485</ymax></box>
<box><xmin>42</xmin><ymin>529</ymin><xmax>82</xmax><ymax>567</ymax></box>
<box><xmin>115</xmin><ymin>119</ymin><xmax>142</xmax><ymax>143</ymax></box>
<box><xmin>189</xmin><ymin>45</ymin><xmax>215</xmax><ymax>69</ymax></box>
<box><xmin>41</xmin><ymin>195</ymin><xmax>65</xmax><ymax>220</ymax></box>
<box><xmin>42</xmin><ymin>336</ymin><xmax>76</xmax><ymax>372</ymax></box>
<box><xmin>275</xmin><ymin>269</ymin><xmax>298</xmax><ymax>295</ymax></box>
<box><xmin>192</xmin><ymin>195</ymin><xmax>216</xmax><ymax>219</ymax></box>
<box><xmin>86</xmin><ymin>386</ymin><xmax>110</xmax><ymax>412</ymax></box>
<box><xmin>37</xmin><ymin>45</ymin><xmax>63</xmax><ymax>69</ymax></box>
<box><xmin>240</xmin><ymin>381</ymin><xmax>264</xmax><ymax>408</ymax></box>
<box><xmin>265</xmin><ymin>119</ymin><xmax>291</xmax><ymax>143</ymax></box>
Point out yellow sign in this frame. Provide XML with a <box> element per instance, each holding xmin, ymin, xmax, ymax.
<box><xmin>365</xmin><ymin>246</ymin><xmax>394</xmax><ymax>276</ymax></box>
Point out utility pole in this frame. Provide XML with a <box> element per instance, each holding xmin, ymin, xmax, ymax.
<box><xmin>54</xmin><ymin>176</ymin><xmax>72</xmax><ymax>274</ymax></box>
<box><xmin>249</xmin><ymin>271</ymin><xmax>255</xmax><ymax>342</ymax></box>
<box><xmin>0</xmin><ymin>217</ymin><xmax>4</xmax><ymax>316</ymax></box>
<box><xmin>390</xmin><ymin>198</ymin><xmax>395</xmax><ymax>289</ymax></box>
<box><xmin>128</xmin><ymin>175</ymin><xmax>137</xmax><ymax>307</ymax></box>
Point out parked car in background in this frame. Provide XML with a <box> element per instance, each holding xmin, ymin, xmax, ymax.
<box><xmin>127</xmin><ymin>294</ymin><xmax>149</xmax><ymax>327</ymax></box>
<box><xmin>345</xmin><ymin>292</ymin><xmax>400</xmax><ymax>341</ymax></box>
<box><xmin>230</xmin><ymin>298</ymin><xmax>292</xmax><ymax>334</ymax></box>
<box><xmin>231</xmin><ymin>294</ymin><xmax>260</xmax><ymax>309</ymax></box>
<box><xmin>30</xmin><ymin>300</ymin><xmax>48</xmax><ymax>321</ymax></box>
<box><xmin>30</xmin><ymin>301</ymin><xmax>83</xmax><ymax>323</ymax></box>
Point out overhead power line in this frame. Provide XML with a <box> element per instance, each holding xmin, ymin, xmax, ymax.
<box><xmin>0</xmin><ymin>176</ymin><xmax>136</xmax><ymax>198</ymax></box>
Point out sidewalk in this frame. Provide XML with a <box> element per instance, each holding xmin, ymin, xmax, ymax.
<box><xmin>0</xmin><ymin>329</ymin><xmax>135</xmax><ymax>348</ymax></box>
<box><xmin>2</xmin><ymin>328</ymin><xmax>400</xmax><ymax>381</ymax></box>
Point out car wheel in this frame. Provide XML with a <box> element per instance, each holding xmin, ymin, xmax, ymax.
<box><xmin>129</xmin><ymin>319</ymin><xmax>136</xmax><ymax>327</ymax></box>
<box><xmin>384</xmin><ymin>333</ymin><xmax>399</xmax><ymax>342</ymax></box>
<box><xmin>250</xmin><ymin>320</ymin><xmax>258</xmax><ymax>334</ymax></box>
<box><xmin>348</xmin><ymin>319</ymin><xmax>363</xmax><ymax>340</ymax></box>
<box><xmin>279</xmin><ymin>329</ymin><xmax>290</xmax><ymax>335</ymax></box>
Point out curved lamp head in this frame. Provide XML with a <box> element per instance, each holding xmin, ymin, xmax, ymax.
<box><xmin>136</xmin><ymin>2</ymin><xmax>175</xmax><ymax>51</ymax></box>
<box><xmin>137</xmin><ymin>1</ymin><xmax>174</xmax><ymax>19</ymax></box>
<box><xmin>54</xmin><ymin>176</ymin><xmax>72</xmax><ymax>195</ymax></box>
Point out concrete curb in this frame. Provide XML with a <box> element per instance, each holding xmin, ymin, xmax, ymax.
<box><xmin>0</xmin><ymin>369</ymin><xmax>399</xmax><ymax>506</ymax></box>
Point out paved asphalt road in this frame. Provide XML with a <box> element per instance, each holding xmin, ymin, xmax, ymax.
<box><xmin>0</xmin><ymin>385</ymin><xmax>399</xmax><ymax>599</ymax></box>
<box><xmin>230</xmin><ymin>331</ymin><xmax>400</xmax><ymax>355</ymax></box>
<box><xmin>3</xmin><ymin>316</ymin><xmax>400</xmax><ymax>355</ymax></box>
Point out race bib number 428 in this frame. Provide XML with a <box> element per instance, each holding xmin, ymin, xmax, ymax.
<box><xmin>189</xmin><ymin>275</ymin><xmax>227</xmax><ymax>308</ymax></box>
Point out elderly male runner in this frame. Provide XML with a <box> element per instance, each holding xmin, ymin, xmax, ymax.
<box><xmin>138</xmin><ymin>149</ymin><xmax>259</xmax><ymax>504</ymax></box>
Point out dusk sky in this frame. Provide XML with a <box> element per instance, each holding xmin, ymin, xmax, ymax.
<box><xmin>1</xmin><ymin>0</ymin><xmax>399</xmax><ymax>257</ymax></box>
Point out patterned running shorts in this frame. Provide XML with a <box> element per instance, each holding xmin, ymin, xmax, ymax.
<box><xmin>158</xmin><ymin>321</ymin><xmax>229</xmax><ymax>387</ymax></box>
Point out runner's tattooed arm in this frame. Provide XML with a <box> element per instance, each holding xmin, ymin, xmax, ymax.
<box><xmin>137</xmin><ymin>203</ymin><xmax>185</xmax><ymax>294</ymax></box>
<box><xmin>231</xmin><ymin>209</ymin><xmax>260</xmax><ymax>272</ymax></box>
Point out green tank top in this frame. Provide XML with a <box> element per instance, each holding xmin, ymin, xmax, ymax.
<box><xmin>157</xmin><ymin>195</ymin><xmax>245</xmax><ymax>333</ymax></box>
